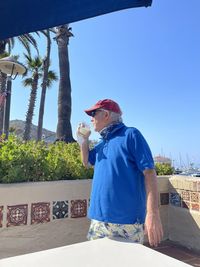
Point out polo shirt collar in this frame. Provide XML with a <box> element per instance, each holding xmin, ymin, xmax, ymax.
<box><xmin>100</xmin><ymin>122</ymin><xmax>125</xmax><ymax>140</ymax></box>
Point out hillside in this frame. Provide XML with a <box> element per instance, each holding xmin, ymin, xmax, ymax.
<box><xmin>10</xmin><ymin>120</ymin><xmax>56</xmax><ymax>142</ymax></box>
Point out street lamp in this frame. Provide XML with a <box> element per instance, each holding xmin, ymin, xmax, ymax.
<box><xmin>0</xmin><ymin>56</ymin><xmax>26</xmax><ymax>139</ymax></box>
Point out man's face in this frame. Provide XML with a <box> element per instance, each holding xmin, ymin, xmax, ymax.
<box><xmin>90</xmin><ymin>109</ymin><xmax>110</xmax><ymax>132</ymax></box>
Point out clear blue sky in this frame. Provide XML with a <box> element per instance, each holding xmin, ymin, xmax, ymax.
<box><xmin>11</xmin><ymin>0</ymin><xmax>200</xmax><ymax>168</ymax></box>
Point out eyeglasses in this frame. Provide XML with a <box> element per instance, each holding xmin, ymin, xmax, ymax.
<box><xmin>90</xmin><ymin>109</ymin><xmax>104</xmax><ymax>117</ymax></box>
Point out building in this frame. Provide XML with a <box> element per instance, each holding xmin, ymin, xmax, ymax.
<box><xmin>154</xmin><ymin>155</ymin><xmax>172</xmax><ymax>165</ymax></box>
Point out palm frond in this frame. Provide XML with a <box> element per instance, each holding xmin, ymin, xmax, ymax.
<box><xmin>48</xmin><ymin>70</ymin><xmax>58</xmax><ymax>81</ymax></box>
<box><xmin>46</xmin><ymin>70</ymin><xmax>58</xmax><ymax>88</ymax></box>
<box><xmin>23</xmin><ymin>78</ymin><xmax>33</xmax><ymax>87</ymax></box>
<box><xmin>7</xmin><ymin>42</ymin><xmax>12</xmax><ymax>54</ymax></box>
<box><xmin>39</xmin><ymin>29</ymin><xmax>50</xmax><ymax>38</ymax></box>
<box><xmin>18</xmin><ymin>36</ymin><xmax>31</xmax><ymax>56</ymax></box>
<box><xmin>23</xmin><ymin>53</ymin><xmax>32</xmax><ymax>63</ymax></box>
<box><xmin>38</xmin><ymin>73</ymin><xmax>43</xmax><ymax>79</ymax></box>
<box><xmin>0</xmin><ymin>52</ymin><xmax>10</xmax><ymax>59</ymax></box>
<box><xmin>12</xmin><ymin>55</ymin><xmax>19</xmax><ymax>60</ymax></box>
<box><xmin>6</xmin><ymin>38</ymin><xmax>15</xmax><ymax>53</ymax></box>
<box><xmin>23</xmin><ymin>54</ymin><xmax>43</xmax><ymax>79</ymax></box>
<box><xmin>34</xmin><ymin>31</ymin><xmax>41</xmax><ymax>37</ymax></box>
<box><xmin>10</xmin><ymin>38</ymin><xmax>15</xmax><ymax>49</ymax></box>
<box><xmin>33</xmin><ymin>56</ymin><xmax>43</xmax><ymax>69</ymax></box>
<box><xmin>49</xmin><ymin>27</ymin><xmax>56</xmax><ymax>34</ymax></box>
<box><xmin>23</xmin><ymin>33</ymin><xmax>39</xmax><ymax>54</ymax></box>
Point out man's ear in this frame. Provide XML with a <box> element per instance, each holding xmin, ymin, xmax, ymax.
<box><xmin>104</xmin><ymin>110</ymin><xmax>111</xmax><ymax>121</ymax></box>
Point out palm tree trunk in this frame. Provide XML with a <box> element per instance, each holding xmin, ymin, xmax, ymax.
<box><xmin>37</xmin><ymin>30</ymin><xmax>51</xmax><ymax>141</ymax></box>
<box><xmin>55</xmin><ymin>25</ymin><xmax>74</xmax><ymax>142</ymax></box>
<box><xmin>0</xmin><ymin>72</ymin><xmax>7</xmax><ymax>134</ymax></box>
<box><xmin>0</xmin><ymin>41</ymin><xmax>7</xmax><ymax>134</ymax></box>
<box><xmin>23</xmin><ymin>74</ymin><xmax>38</xmax><ymax>141</ymax></box>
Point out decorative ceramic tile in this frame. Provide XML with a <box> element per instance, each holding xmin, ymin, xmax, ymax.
<box><xmin>170</xmin><ymin>192</ymin><xmax>181</xmax><ymax>207</ymax></box>
<box><xmin>190</xmin><ymin>192</ymin><xmax>199</xmax><ymax>203</ymax></box>
<box><xmin>71</xmin><ymin>199</ymin><xmax>87</xmax><ymax>218</ymax></box>
<box><xmin>182</xmin><ymin>191</ymin><xmax>190</xmax><ymax>202</ymax></box>
<box><xmin>191</xmin><ymin>203</ymin><xmax>199</xmax><ymax>212</ymax></box>
<box><xmin>182</xmin><ymin>201</ymin><xmax>190</xmax><ymax>209</ymax></box>
<box><xmin>7</xmin><ymin>204</ymin><xmax>28</xmax><ymax>227</ymax></box>
<box><xmin>31</xmin><ymin>202</ymin><xmax>50</xmax><ymax>224</ymax></box>
<box><xmin>53</xmin><ymin>201</ymin><xmax>68</xmax><ymax>219</ymax></box>
<box><xmin>0</xmin><ymin>206</ymin><xmax>3</xmax><ymax>227</ymax></box>
<box><xmin>160</xmin><ymin>193</ymin><xmax>169</xmax><ymax>205</ymax></box>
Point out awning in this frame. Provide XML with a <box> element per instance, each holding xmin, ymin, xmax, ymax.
<box><xmin>0</xmin><ymin>0</ymin><xmax>152</xmax><ymax>41</ymax></box>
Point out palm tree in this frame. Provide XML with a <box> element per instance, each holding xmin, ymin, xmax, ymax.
<box><xmin>37</xmin><ymin>30</ymin><xmax>53</xmax><ymax>141</ymax></box>
<box><xmin>0</xmin><ymin>34</ymin><xmax>38</xmax><ymax>56</ymax></box>
<box><xmin>0</xmin><ymin>34</ymin><xmax>38</xmax><ymax>134</ymax></box>
<box><xmin>54</xmin><ymin>25</ymin><xmax>75</xmax><ymax>142</ymax></box>
<box><xmin>37</xmin><ymin>69</ymin><xmax>58</xmax><ymax>141</ymax></box>
<box><xmin>23</xmin><ymin>55</ymin><xmax>43</xmax><ymax>141</ymax></box>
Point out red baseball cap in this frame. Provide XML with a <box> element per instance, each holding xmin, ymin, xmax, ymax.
<box><xmin>85</xmin><ymin>99</ymin><xmax>122</xmax><ymax>116</ymax></box>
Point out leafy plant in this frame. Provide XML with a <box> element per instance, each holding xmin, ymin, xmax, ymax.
<box><xmin>0</xmin><ymin>135</ymin><xmax>93</xmax><ymax>183</ymax></box>
<box><xmin>155</xmin><ymin>163</ymin><xmax>174</xmax><ymax>175</ymax></box>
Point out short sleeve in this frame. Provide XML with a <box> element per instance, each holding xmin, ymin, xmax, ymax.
<box><xmin>88</xmin><ymin>147</ymin><xmax>97</xmax><ymax>166</ymax></box>
<box><xmin>128</xmin><ymin>129</ymin><xmax>155</xmax><ymax>172</ymax></box>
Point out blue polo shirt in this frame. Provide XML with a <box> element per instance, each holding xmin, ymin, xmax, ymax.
<box><xmin>88</xmin><ymin>123</ymin><xmax>154</xmax><ymax>224</ymax></box>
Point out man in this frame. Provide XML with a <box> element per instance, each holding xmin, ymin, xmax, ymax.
<box><xmin>78</xmin><ymin>99</ymin><xmax>163</xmax><ymax>247</ymax></box>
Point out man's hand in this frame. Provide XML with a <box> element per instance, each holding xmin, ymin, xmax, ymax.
<box><xmin>144</xmin><ymin>210</ymin><xmax>163</xmax><ymax>247</ymax></box>
<box><xmin>143</xmin><ymin>169</ymin><xmax>163</xmax><ymax>247</ymax></box>
<box><xmin>77</xmin><ymin>123</ymin><xmax>91</xmax><ymax>167</ymax></box>
<box><xmin>77</xmin><ymin>123</ymin><xmax>91</xmax><ymax>139</ymax></box>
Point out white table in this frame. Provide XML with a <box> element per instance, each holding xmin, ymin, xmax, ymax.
<box><xmin>0</xmin><ymin>238</ymin><xmax>192</xmax><ymax>267</ymax></box>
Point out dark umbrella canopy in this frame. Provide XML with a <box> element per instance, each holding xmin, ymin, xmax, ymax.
<box><xmin>0</xmin><ymin>0</ymin><xmax>152</xmax><ymax>41</ymax></box>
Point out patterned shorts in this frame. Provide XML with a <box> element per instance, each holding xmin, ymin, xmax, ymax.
<box><xmin>87</xmin><ymin>220</ymin><xmax>144</xmax><ymax>243</ymax></box>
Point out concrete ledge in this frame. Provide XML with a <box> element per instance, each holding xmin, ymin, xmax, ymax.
<box><xmin>0</xmin><ymin>238</ymin><xmax>192</xmax><ymax>267</ymax></box>
<box><xmin>168</xmin><ymin>176</ymin><xmax>200</xmax><ymax>251</ymax></box>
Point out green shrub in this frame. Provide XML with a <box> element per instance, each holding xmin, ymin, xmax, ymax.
<box><xmin>0</xmin><ymin>135</ymin><xmax>93</xmax><ymax>183</ymax></box>
<box><xmin>155</xmin><ymin>162</ymin><xmax>174</xmax><ymax>175</ymax></box>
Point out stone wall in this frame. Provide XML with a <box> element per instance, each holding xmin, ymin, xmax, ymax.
<box><xmin>0</xmin><ymin>176</ymin><xmax>200</xmax><ymax>258</ymax></box>
<box><xmin>155</xmin><ymin>175</ymin><xmax>200</xmax><ymax>252</ymax></box>
<box><xmin>0</xmin><ymin>180</ymin><xmax>91</xmax><ymax>258</ymax></box>
<box><xmin>169</xmin><ymin>176</ymin><xmax>200</xmax><ymax>251</ymax></box>
<box><xmin>0</xmin><ymin>180</ymin><xmax>91</xmax><ymax>228</ymax></box>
